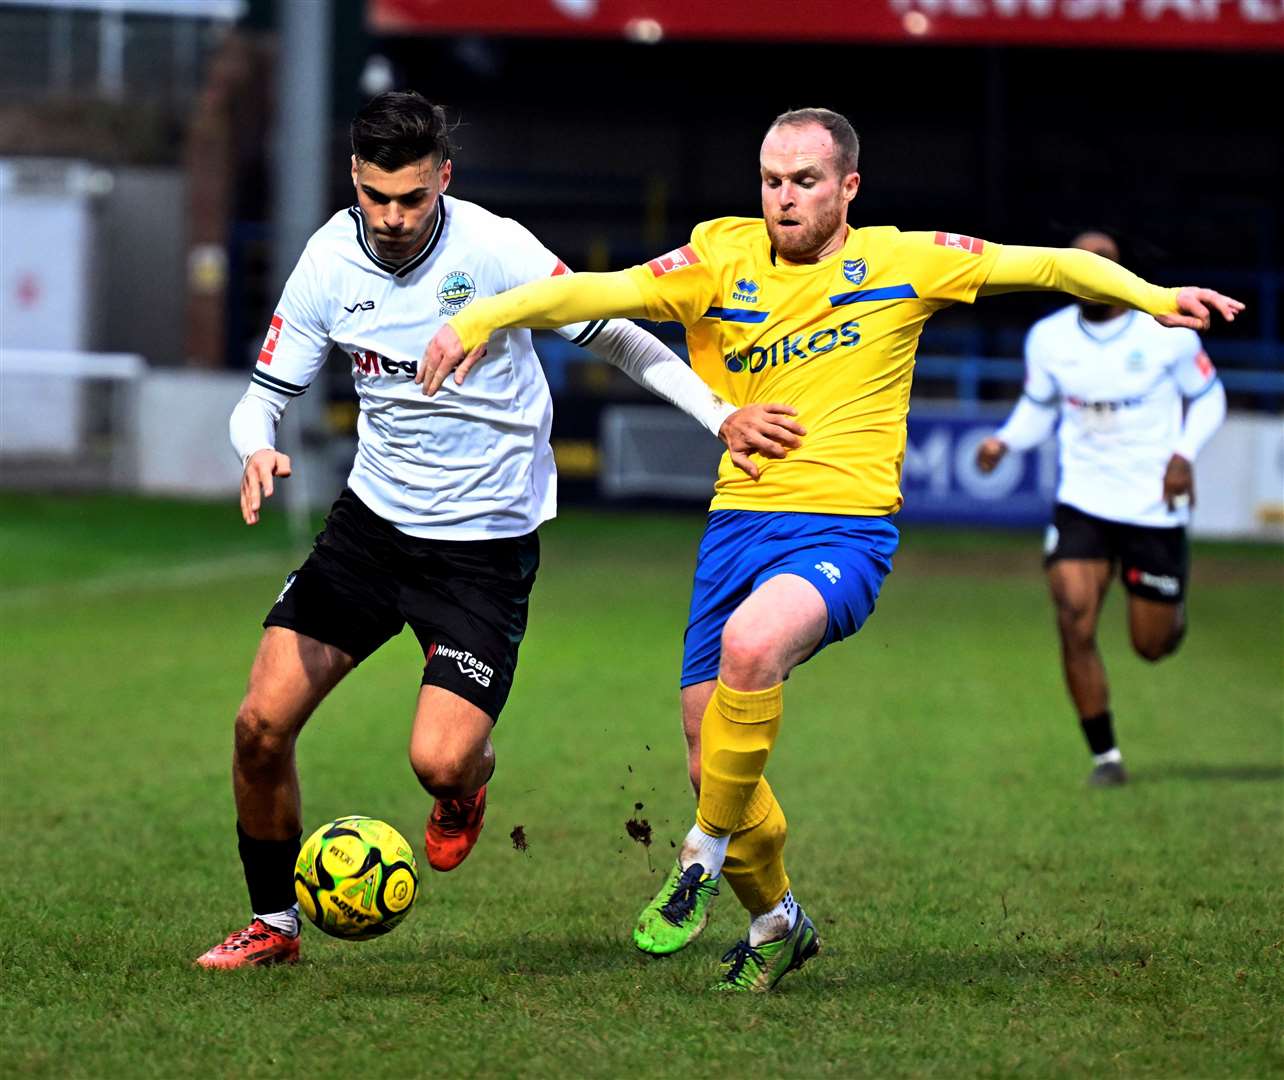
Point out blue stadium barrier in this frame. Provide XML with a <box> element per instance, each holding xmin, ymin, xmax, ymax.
<box><xmin>898</xmin><ymin>405</ymin><xmax>1055</xmax><ymax>527</ymax></box>
<box><xmin>535</xmin><ymin>333</ymin><xmax>1284</xmax><ymax>406</ymax></box>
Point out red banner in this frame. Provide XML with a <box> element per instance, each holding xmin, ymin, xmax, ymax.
<box><xmin>369</xmin><ymin>0</ymin><xmax>1284</xmax><ymax>50</ymax></box>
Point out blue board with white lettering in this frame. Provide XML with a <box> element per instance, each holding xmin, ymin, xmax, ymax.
<box><xmin>897</xmin><ymin>405</ymin><xmax>1057</xmax><ymax>526</ymax></box>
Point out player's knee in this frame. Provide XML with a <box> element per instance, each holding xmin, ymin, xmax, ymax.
<box><xmin>233</xmin><ymin>701</ymin><xmax>295</xmax><ymax>770</ymax></box>
<box><xmin>719</xmin><ymin>621</ymin><xmax>782</xmax><ymax>684</ymax></box>
<box><xmin>1053</xmin><ymin>597</ymin><xmax>1096</xmax><ymax>646</ymax></box>
<box><xmin>1132</xmin><ymin>632</ymin><xmax>1179</xmax><ymax>663</ymax></box>
<box><xmin>408</xmin><ymin>747</ymin><xmax>474</xmax><ymax>799</ymax></box>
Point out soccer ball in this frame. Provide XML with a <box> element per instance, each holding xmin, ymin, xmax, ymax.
<box><xmin>294</xmin><ymin>816</ymin><xmax>419</xmax><ymax>940</ymax></box>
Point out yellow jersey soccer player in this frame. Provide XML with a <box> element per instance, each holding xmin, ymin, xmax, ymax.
<box><xmin>421</xmin><ymin>108</ymin><xmax>1243</xmax><ymax>992</ymax></box>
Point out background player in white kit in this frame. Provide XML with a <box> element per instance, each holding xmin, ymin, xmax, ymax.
<box><xmin>977</xmin><ymin>231</ymin><xmax>1227</xmax><ymax>786</ymax></box>
<box><xmin>196</xmin><ymin>91</ymin><xmax>804</xmax><ymax>968</ymax></box>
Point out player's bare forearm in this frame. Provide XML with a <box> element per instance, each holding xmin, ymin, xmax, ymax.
<box><xmin>979</xmin><ymin>246</ymin><xmax>1244</xmax><ymax>329</ymax></box>
<box><xmin>419</xmin><ymin>271</ymin><xmax>653</xmax><ymax>396</ymax></box>
<box><xmin>719</xmin><ymin>404</ymin><xmax>807</xmax><ymax>481</ymax></box>
<box><xmin>1163</xmin><ymin>453</ymin><xmax>1195</xmax><ymax>510</ymax></box>
<box><xmin>240</xmin><ymin>449</ymin><xmax>292</xmax><ymax>526</ymax></box>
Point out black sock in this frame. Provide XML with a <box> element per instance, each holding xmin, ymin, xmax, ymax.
<box><xmin>237</xmin><ymin>822</ymin><xmax>301</xmax><ymax>917</ymax></box>
<box><xmin>1079</xmin><ymin>711</ymin><xmax>1117</xmax><ymax>756</ymax></box>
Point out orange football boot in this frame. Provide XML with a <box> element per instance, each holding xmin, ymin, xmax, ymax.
<box><xmin>424</xmin><ymin>784</ymin><xmax>487</xmax><ymax>871</ymax></box>
<box><xmin>195</xmin><ymin>918</ymin><xmax>300</xmax><ymax>969</ymax></box>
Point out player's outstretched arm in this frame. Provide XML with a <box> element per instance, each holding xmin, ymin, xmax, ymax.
<box><xmin>979</xmin><ymin>246</ymin><xmax>1244</xmax><ymax>329</ymax></box>
<box><xmin>976</xmin><ymin>394</ymin><xmax>1058</xmax><ymax>474</ymax></box>
<box><xmin>418</xmin><ymin>270</ymin><xmax>651</xmax><ymax>395</ymax></box>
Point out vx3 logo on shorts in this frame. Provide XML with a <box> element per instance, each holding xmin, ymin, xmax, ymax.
<box><xmin>723</xmin><ymin>319</ymin><xmax>861</xmax><ymax>374</ymax></box>
<box><xmin>344</xmin><ymin>300</ymin><xmax>375</xmax><ymax>313</ymax></box>
<box><xmin>426</xmin><ymin>643</ymin><xmax>495</xmax><ymax>687</ymax></box>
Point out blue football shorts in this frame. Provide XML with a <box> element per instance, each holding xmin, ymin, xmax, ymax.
<box><xmin>680</xmin><ymin>509</ymin><xmax>899</xmax><ymax>688</ymax></box>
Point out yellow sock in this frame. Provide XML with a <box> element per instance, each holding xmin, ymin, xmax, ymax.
<box><xmin>723</xmin><ymin>778</ymin><xmax>790</xmax><ymax>915</ymax></box>
<box><xmin>695</xmin><ymin>679</ymin><xmax>783</xmax><ymax>837</ymax></box>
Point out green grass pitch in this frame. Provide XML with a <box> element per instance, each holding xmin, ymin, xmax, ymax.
<box><xmin>2</xmin><ymin>493</ymin><xmax>1280</xmax><ymax>1078</ymax></box>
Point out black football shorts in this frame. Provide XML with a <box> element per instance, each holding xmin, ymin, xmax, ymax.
<box><xmin>264</xmin><ymin>488</ymin><xmax>539</xmax><ymax>719</ymax></box>
<box><xmin>1044</xmin><ymin>502</ymin><xmax>1187</xmax><ymax>604</ymax></box>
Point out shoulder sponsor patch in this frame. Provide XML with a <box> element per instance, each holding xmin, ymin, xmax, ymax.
<box><xmin>934</xmin><ymin>232</ymin><xmax>985</xmax><ymax>255</ymax></box>
<box><xmin>257</xmin><ymin>313</ymin><xmax>283</xmax><ymax>365</ymax></box>
<box><xmin>647</xmin><ymin>244</ymin><xmax>699</xmax><ymax>277</ymax></box>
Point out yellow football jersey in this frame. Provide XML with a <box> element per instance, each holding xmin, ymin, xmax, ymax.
<box><xmin>626</xmin><ymin>218</ymin><xmax>1001</xmax><ymax>516</ymax></box>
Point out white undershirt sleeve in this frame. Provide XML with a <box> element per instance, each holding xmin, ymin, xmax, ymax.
<box><xmin>584</xmin><ymin>319</ymin><xmax>734</xmax><ymax>437</ymax></box>
<box><xmin>1174</xmin><ymin>378</ymin><xmax>1226</xmax><ymax>461</ymax></box>
<box><xmin>229</xmin><ymin>384</ymin><xmax>287</xmax><ymax>466</ymax></box>
<box><xmin>995</xmin><ymin>394</ymin><xmax>1058</xmax><ymax>451</ymax></box>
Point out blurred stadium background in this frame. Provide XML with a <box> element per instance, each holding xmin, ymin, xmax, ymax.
<box><xmin>1</xmin><ymin>0</ymin><xmax>1281</xmax><ymax>535</ymax></box>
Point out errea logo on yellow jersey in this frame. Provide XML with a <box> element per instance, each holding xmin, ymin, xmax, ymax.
<box><xmin>723</xmin><ymin>319</ymin><xmax>862</xmax><ymax>374</ymax></box>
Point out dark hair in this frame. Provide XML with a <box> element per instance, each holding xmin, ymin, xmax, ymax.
<box><xmin>350</xmin><ymin>91</ymin><xmax>452</xmax><ymax>170</ymax></box>
<box><xmin>769</xmin><ymin>108</ymin><xmax>860</xmax><ymax>175</ymax></box>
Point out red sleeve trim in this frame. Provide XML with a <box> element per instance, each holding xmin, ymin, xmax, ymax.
<box><xmin>551</xmin><ymin>259</ymin><xmax>571</xmax><ymax>276</ymax></box>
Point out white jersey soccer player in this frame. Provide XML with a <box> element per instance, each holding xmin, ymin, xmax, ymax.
<box><xmin>199</xmin><ymin>91</ymin><xmax>804</xmax><ymax>971</ymax></box>
<box><xmin>978</xmin><ymin>230</ymin><xmax>1228</xmax><ymax>788</ymax></box>
<box><xmin>999</xmin><ymin>303</ymin><xmax>1225</xmax><ymax>531</ymax></box>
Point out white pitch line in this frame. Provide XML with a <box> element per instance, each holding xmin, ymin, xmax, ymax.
<box><xmin>0</xmin><ymin>551</ymin><xmax>294</xmax><ymax>607</ymax></box>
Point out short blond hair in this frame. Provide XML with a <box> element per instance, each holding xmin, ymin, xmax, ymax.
<box><xmin>769</xmin><ymin>108</ymin><xmax>860</xmax><ymax>176</ymax></box>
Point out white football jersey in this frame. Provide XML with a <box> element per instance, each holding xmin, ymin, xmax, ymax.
<box><xmin>248</xmin><ymin>195</ymin><xmax>607</xmax><ymax>540</ymax></box>
<box><xmin>1023</xmin><ymin>305</ymin><xmax>1218</xmax><ymax>527</ymax></box>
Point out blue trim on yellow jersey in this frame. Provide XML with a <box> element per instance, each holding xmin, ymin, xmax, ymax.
<box><xmin>703</xmin><ymin>306</ymin><xmax>771</xmax><ymax>323</ymax></box>
<box><xmin>828</xmin><ymin>284</ymin><xmax>918</xmax><ymax>306</ymax></box>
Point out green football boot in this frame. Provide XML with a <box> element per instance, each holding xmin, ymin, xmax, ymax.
<box><xmin>712</xmin><ymin>907</ymin><xmax>821</xmax><ymax>992</ymax></box>
<box><xmin>633</xmin><ymin>860</ymin><xmax>720</xmax><ymax>955</ymax></box>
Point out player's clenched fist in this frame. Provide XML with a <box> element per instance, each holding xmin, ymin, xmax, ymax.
<box><xmin>240</xmin><ymin>448</ymin><xmax>292</xmax><ymax>525</ymax></box>
<box><xmin>975</xmin><ymin>436</ymin><xmax>1008</xmax><ymax>474</ymax></box>
<box><xmin>417</xmin><ymin>324</ymin><xmax>487</xmax><ymax>396</ymax></box>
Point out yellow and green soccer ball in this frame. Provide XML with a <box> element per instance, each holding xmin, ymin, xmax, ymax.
<box><xmin>294</xmin><ymin>816</ymin><xmax>418</xmax><ymax>940</ymax></box>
